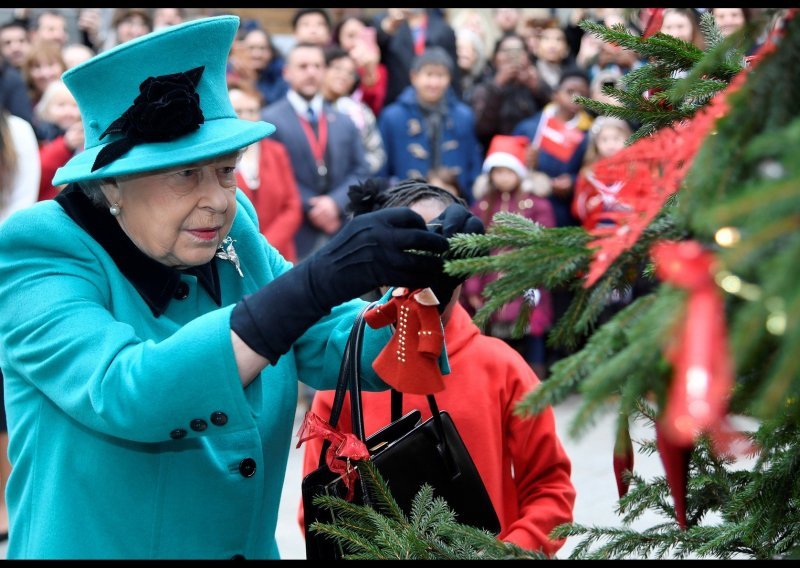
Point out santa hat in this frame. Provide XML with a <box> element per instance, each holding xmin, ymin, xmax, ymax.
<box><xmin>481</xmin><ymin>135</ymin><xmax>528</xmax><ymax>180</ymax></box>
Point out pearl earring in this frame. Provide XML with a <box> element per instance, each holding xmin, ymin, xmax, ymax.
<box><xmin>109</xmin><ymin>203</ymin><xmax>121</xmax><ymax>216</ymax></box>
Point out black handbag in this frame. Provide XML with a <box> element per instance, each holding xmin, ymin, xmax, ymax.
<box><xmin>301</xmin><ymin>302</ymin><xmax>501</xmax><ymax>560</ymax></box>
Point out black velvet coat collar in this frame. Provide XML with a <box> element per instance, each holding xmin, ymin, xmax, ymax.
<box><xmin>55</xmin><ymin>184</ymin><xmax>222</xmax><ymax>317</ymax></box>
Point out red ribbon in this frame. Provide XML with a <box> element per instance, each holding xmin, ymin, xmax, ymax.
<box><xmin>299</xmin><ymin>111</ymin><xmax>328</xmax><ymax>167</ymax></box>
<box><xmin>296</xmin><ymin>411</ymin><xmax>370</xmax><ymax>500</ymax></box>
<box><xmin>651</xmin><ymin>241</ymin><xmax>734</xmax><ymax>448</ymax></box>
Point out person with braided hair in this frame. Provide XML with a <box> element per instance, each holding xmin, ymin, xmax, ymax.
<box><xmin>299</xmin><ymin>177</ymin><xmax>576</xmax><ymax>557</ymax></box>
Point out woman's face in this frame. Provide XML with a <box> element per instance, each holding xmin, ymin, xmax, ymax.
<box><xmin>243</xmin><ymin>29</ymin><xmax>273</xmax><ymax>72</ymax></box>
<box><xmin>495</xmin><ymin>36</ymin><xmax>527</xmax><ymax>69</ymax></box>
<box><xmin>456</xmin><ymin>33</ymin><xmax>478</xmax><ymax>73</ymax></box>
<box><xmin>337</xmin><ymin>17</ymin><xmax>364</xmax><ymax>52</ymax></box>
<box><xmin>459</xmin><ymin>10</ymin><xmax>487</xmax><ymax>43</ymax></box>
<box><xmin>660</xmin><ymin>11</ymin><xmax>694</xmax><ymax>44</ymax></box>
<box><xmin>30</xmin><ymin>58</ymin><xmax>64</xmax><ymax>95</ymax></box>
<box><xmin>116</xmin><ymin>15</ymin><xmax>151</xmax><ymax>44</ymax></box>
<box><xmin>102</xmin><ymin>153</ymin><xmax>241</xmax><ymax>269</ymax></box>
<box><xmin>712</xmin><ymin>8</ymin><xmax>746</xmax><ymax>37</ymax></box>
<box><xmin>536</xmin><ymin>28</ymin><xmax>568</xmax><ymax>63</ymax></box>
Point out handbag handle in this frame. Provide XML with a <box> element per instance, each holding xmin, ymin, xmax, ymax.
<box><xmin>326</xmin><ymin>302</ymin><xmax>374</xmax><ymax>431</ymax></box>
<box><xmin>317</xmin><ymin>301</ymin><xmax>376</xmax><ymax>469</ymax></box>
<box><xmin>319</xmin><ymin>300</ymin><xmax>452</xmax><ymax>469</ymax></box>
<box><xmin>345</xmin><ymin>304</ymin><xmax>451</xmax><ymax>459</ymax></box>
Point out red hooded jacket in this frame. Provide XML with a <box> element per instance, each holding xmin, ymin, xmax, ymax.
<box><xmin>299</xmin><ymin>303</ymin><xmax>575</xmax><ymax>555</ymax></box>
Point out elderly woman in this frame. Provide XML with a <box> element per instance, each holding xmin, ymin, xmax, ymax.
<box><xmin>0</xmin><ymin>16</ymin><xmax>483</xmax><ymax>560</ymax></box>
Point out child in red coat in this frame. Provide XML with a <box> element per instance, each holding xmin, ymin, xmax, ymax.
<box><xmin>465</xmin><ymin>134</ymin><xmax>556</xmax><ymax>379</ymax></box>
<box><xmin>299</xmin><ymin>178</ymin><xmax>575</xmax><ymax>556</ymax></box>
<box><xmin>571</xmin><ymin>115</ymin><xmax>633</xmax><ymax>231</ymax></box>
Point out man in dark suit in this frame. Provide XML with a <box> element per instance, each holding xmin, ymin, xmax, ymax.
<box><xmin>261</xmin><ymin>42</ymin><xmax>370</xmax><ymax>261</ymax></box>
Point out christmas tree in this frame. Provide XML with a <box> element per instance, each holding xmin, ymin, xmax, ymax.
<box><xmin>309</xmin><ymin>9</ymin><xmax>800</xmax><ymax>559</ymax></box>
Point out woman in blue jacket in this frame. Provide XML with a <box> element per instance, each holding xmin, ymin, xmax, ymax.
<box><xmin>0</xmin><ymin>16</ymin><xmax>482</xmax><ymax>560</ymax></box>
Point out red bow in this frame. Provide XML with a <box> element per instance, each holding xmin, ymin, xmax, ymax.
<box><xmin>651</xmin><ymin>240</ymin><xmax>727</xmax><ymax>531</ymax></box>
<box><xmin>652</xmin><ymin>240</ymin><xmax>734</xmax><ymax>449</ymax></box>
<box><xmin>296</xmin><ymin>411</ymin><xmax>370</xmax><ymax>500</ymax></box>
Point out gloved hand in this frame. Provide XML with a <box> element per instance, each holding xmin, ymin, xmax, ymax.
<box><xmin>231</xmin><ymin>207</ymin><xmax>450</xmax><ymax>362</ymax></box>
<box><xmin>425</xmin><ymin>204</ymin><xmax>485</xmax><ymax>311</ymax></box>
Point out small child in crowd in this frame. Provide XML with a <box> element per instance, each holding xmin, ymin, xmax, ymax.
<box><xmin>300</xmin><ymin>177</ymin><xmax>575</xmax><ymax>555</ymax></box>
<box><xmin>465</xmin><ymin>134</ymin><xmax>556</xmax><ymax>380</ymax></box>
<box><xmin>572</xmin><ymin>115</ymin><xmax>633</xmax><ymax>230</ymax></box>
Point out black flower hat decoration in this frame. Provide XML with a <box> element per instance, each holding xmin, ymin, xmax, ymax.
<box><xmin>91</xmin><ymin>66</ymin><xmax>205</xmax><ymax>172</ymax></box>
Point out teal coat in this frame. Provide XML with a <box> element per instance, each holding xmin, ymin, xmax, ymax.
<box><xmin>0</xmin><ymin>189</ymin><xmax>391</xmax><ymax>559</ymax></box>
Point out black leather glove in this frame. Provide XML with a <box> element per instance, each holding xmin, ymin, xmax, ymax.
<box><xmin>425</xmin><ymin>204</ymin><xmax>485</xmax><ymax>310</ymax></box>
<box><xmin>231</xmin><ymin>207</ymin><xmax>450</xmax><ymax>362</ymax></box>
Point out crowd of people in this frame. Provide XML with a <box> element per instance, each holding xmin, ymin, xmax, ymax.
<box><xmin>0</xmin><ymin>6</ymin><xmax>765</xmax><ymax>366</ymax></box>
<box><xmin>0</xmin><ymin>7</ymin><xmax>775</xmax><ymax>559</ymax></box>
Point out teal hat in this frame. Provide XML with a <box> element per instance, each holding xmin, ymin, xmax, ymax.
<box><xmin>53</xmin><ymin>15</ymin><xmax>275</xmax><ymax>185</ymax></box>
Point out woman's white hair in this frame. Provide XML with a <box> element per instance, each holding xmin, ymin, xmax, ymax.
<box><xmin>33</xmin><ymin>80</ymin><xmax>74</xmax><ymax>123</ymax></box>
<box><xmin>456</xmin><ymin>28</ymin><xmax>487</xmax><ymax>78</ymax></box>
<box><xmin>78</xmin><ymin>178</ymin><xmax>113</xmax><ymax>208</ymax></box>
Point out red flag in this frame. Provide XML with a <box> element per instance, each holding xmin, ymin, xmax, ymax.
<box><xmin>537</xmin><ymin>114</ymin><xmax>585</xmax><ymax>163</ymax></box>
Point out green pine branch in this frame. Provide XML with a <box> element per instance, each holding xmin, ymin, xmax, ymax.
<box><xmin>314</xmin><ymin>9</ymin><xmax>798</xmax><ymax>560</ymax></box>
<box><xmin>550</xmin><ymin>406</ymin><xmax>779</xmax><ymax>560</ymax></box>
<box><xmin>573</xmin><ymin>15</ymin><xmax>761</xmax><ymax>144</ymax></box>
<box><xmin>309</xmin><ymin>460</ymin><xmax>548</xmax><ymax>560</ymax></box>
<box><xmin>441</xmin><ymin>8</ymin><xmax>800</xmax><ymax>560</ymax></box>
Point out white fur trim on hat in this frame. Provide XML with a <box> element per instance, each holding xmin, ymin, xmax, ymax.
<box><xmin>482</xmin><ymin>152</ymin><xmax>527</xmax><ymax>179</ymax></box>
